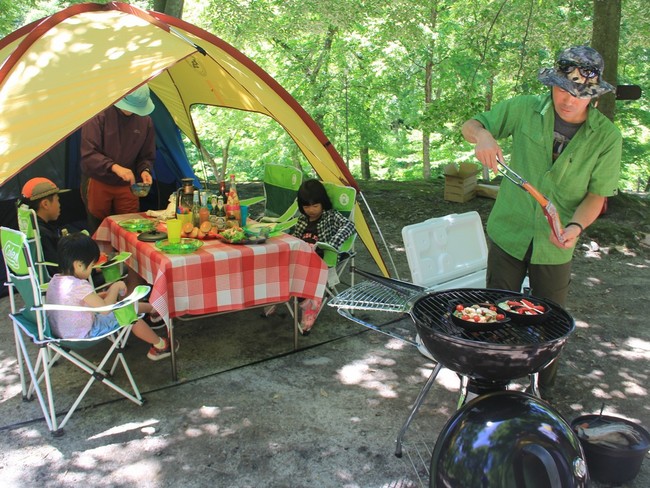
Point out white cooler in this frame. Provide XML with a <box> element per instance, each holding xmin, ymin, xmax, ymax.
<box><xmin>401</xmin><ymin>211</ymin><xmax>488</xmax><ymax>290</ymax></box>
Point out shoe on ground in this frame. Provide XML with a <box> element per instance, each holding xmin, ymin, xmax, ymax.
<box><xmin>147</xmin><ymin>338</ymin><xmax>179</xmax><ymax>361</ymax></box>
<box><xmin>415</xmin><ymin>334</ymin><xmax>434</xmax><ymax>361</ymax></box>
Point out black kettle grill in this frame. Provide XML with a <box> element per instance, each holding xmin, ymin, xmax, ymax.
<box><xmin>328</xmin><ymin>268</ymin><xmax>576</xmax><ymax>459</ymax></box>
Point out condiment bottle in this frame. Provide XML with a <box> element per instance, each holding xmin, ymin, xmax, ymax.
<box><xmin>217</xmin><ymin>196</ymin><xmax>228</xmax><ymax>231</ymax></box>
<box><xmin>191</xmin><ymin>190</ymin><xmax>200</xmax><ymax>227</ymax></box>
<box><xmin>199</xmin><ymin>196</ymin><xmax>210</xmax><ymax>225</ymax></box>
<box><xmin>225</xmin><ymin>174</ymin><xmax>241</xmax><ymax>226</ymax></box>
<box><xmin>219</xmin><ymin>179</ymin><xmax>227</xmax><ymax>202</ymax></box>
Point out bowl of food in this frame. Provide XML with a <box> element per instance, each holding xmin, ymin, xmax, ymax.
<box><xmin>497</xmin><ymin>296</ymin><xmax>550</xmax><ymax>325</ymax></box>
<box><xmin>131</xmin><ymin>183</ymin><xmax>151</xmax><ymax>197</ymax></box>
<box><xmin>571</xmin><ymin>414</ymin><xmax>650</xmax><ymax>485</ymax></box>
<box><xmin>449</xmin><ymin>302</ymin><xmax>509</xmax><ymax>332</ymax></box>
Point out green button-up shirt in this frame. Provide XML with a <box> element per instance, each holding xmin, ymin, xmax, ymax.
<box><xmin>474</xmin><ymin>93</ymin><xmax>622</xmax><ymax>264</ymax></box>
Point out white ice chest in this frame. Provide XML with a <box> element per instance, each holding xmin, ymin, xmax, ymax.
<box><xmin>401</xmin><ymin>211</ymin><xmax>487</xmax><ymax>290</ymax></box>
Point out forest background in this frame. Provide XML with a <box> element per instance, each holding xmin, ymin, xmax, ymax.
<box><xmin>1</xmin><ymin>0</ymin><xmax>648</xmax><ymax>192</ymax></box>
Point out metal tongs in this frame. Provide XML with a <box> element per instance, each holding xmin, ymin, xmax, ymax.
<box><xmin>496</xmin><ymin>158</ymin><xmax>565</xmax><ymax>243</ymax></box>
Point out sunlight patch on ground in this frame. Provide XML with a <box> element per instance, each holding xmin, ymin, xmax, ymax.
<box><xmin>0</xmin><ymin>356</ymin><xmax>21</xmax><ymax>402</ymax></box>
<box><xmin>337</xmin><ymin>354</ymin><xmax>405</xmax><ymax>398</ymax></box>
<box><xmin>88</xmin><ymin>419</ymin><xmax>160</xmax><ymax>440</ymax></box>
<box><xmin>1</xmin><ymin>443</ymin><xmax>64</xmax><ymax>486</ymax></box>
<box><xmin>612</xmin><ymin>338</ymin><xmax>650</xmax><ymax>360</ymax></box>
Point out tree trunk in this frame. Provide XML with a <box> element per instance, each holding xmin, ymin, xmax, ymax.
<box><xmin>482</xmin><ymin>76</ymin><xmax>494</xmax><ymax>181</ymax></box>
<box><xmin>153</xmin><ymin>0</ymin><xmax>184</xmax><ymax>18</ymax></box>
<box><xmin>422</xmin><ymin>3</ymin><xmax>438</xmax><ymax>180</ymax></box>
<box><xmin>360</xmin><ymin>145</ymin><xmax>370</xmax><ymax>180</ymax></box>
<box><xmin>422</xmin><ymin>57</ymin><xmax>433</xmax><ymax>180</ymax></box>
<box><xmin>221</xmin><ymin>137</ymin><xmax>232</xmax><ymax>181</ymax></box>
<box><xmin>591</xmin><ymin>0</ymin><xmax>621</xmax><ymax>121</ymax></box>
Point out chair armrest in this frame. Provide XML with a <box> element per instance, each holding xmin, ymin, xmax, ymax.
<box><xmin>271</xmin><ymin>217</ymin><xmax>299</xmax><ymax>234</ymax></box>
<box><xmin>240</xmin><ymin>196</ymin><xmax>265</xmax><ymax>207</ymax></box>
<box><xmin>37</xmin><ymin>285</ymin><xmax>151</xmax><ymax>314</ymax></box>
<box><xmin>314</xmin><ymin>242</ymin><xmax>339</xmax><ymax>267</ymax></box>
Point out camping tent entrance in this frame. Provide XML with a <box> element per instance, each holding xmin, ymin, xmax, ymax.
<box><xmin>0</xmin><ymin>1</ymin><xmax>391</xmax><ymax>278</ymax></box>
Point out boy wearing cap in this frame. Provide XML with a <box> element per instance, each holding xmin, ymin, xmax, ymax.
<box><xmin>80</xmin><ymin>84</ymin><xmax>156</xmax><ymax>232</ymax></box>
<box><xmin>461</xmin><ymin>45</ymin><xmax>622</xmax><ymax>390</ymax></box>
<box><xmin>20</xmin><ymin>177</ymin><xmax>70</xmax><ymax>276</ymax></box>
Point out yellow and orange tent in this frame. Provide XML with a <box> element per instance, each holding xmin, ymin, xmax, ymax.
<box><xmin>0</xmin><ymin>2</ymin><xmax>391</xmax><ymax>276</ymax></box>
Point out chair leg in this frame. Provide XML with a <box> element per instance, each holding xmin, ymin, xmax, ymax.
<box><xmin>48</xmin><ymin>327</ymin><xmax>144</xmax><ymax>431</ymax></box>
<box><xmin>14</xmin><ymin>332</ymin><xmax>62</xmax><ymax>434</ymax></box>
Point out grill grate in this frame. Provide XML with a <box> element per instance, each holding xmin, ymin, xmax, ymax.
<box><xmin>412</xmin><ymin>289</ymin><xmax>573</xmax><ymax>346</ymax></box>
<box><xmin>328</xmin><ymin>278</ymin><xmax>419</xmax><ymax>313</ymax></box>
<box><xmin>329</xmin><ymin>280</ymin><xmax>574</xmax><ymax>347</ymax></box>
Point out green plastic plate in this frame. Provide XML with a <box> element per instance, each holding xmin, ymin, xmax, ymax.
<box><xmin>118</xmin><ymin>218</ymin><xmax>157</xmax><ymax>233</ymax></box>
<box><xmin>155</xmin><ymin>238</ymin><xmax>204</xmax><ymax>254</ymax></box>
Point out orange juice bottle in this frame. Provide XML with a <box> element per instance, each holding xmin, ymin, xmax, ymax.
<box><xmin>225</xmin><ymin>174</ymin><xmax>241</xmax><ymax>225</ymax></box>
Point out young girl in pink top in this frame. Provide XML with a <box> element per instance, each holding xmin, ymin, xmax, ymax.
<box><xmin>46</xmin><ymin>233</ymin><xmax>176</xmax><ymax>361</ymax></box>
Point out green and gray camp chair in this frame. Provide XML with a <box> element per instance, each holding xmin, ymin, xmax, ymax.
<box><xmin>317</xmin><ymin>182</ymin><xmax>357</xmax><ymax>296</ymax></box>
<box><xmin>17</xmin><ymin>203</ymin><xmax>129</xmax><ymax>291</ymax></box>
<box><xmin>1</xmin><ymin>226</ymin><xmax>150</xmax><ymax>436</ymax></box>
<box><xmin>240</xmin><ymin>163</ymin><xmax>303</xmax><ymax>232</ymax></box>
<box><xmin>16</xmin><ymin>204</ymin><xmax>52</xmax><ymax>286</ymax></box>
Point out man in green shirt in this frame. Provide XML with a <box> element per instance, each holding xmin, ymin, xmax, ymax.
<box><xmin>462</xmin><ymin>46</ymin><xmax>622</xmax><ymax>391</ymax></box>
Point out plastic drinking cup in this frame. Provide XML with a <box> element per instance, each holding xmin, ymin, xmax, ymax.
<box><xmin>167</xmin><ymin>219</ymin><xmax>182</xmax><ymax>244</ymax></box>
<box><xmin>240</xmin><ymin>205</ymin><xmax>249</xmax><ymax>227</ymax></box>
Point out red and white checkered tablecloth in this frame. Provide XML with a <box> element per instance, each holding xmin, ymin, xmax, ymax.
<box><xmin>94</xmin><ymin>213</ymin><xmax>327</xmax><ymax>326</ymax></box>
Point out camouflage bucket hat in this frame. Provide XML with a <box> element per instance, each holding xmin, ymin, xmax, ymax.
<box><xmin>537</xmin><ymin>46</ymin><xmax>615</xmax><ymax>99</ymax></box>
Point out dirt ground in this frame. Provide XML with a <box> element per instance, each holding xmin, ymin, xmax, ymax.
<box><xmin>0</xmin><ymin>179</ymin><xmax>648</xmax><ymax>487</ymax></box>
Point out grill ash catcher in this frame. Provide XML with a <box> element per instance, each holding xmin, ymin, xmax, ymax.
<box><xmin>328</xmin><ymin>267</ymin><xmax>577</xmax><ymax>459</ymax></box>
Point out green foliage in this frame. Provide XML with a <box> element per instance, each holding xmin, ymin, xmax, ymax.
<box><xmin>7</xmin><ymin>0</ymin><xmax>649</xmax><ymax>190</ymax></box>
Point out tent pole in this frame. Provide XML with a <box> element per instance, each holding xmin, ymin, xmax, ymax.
<box><xmin>358</xmin><ymin>192</ymin><xmax>400</xmax><ymax>280</ymax></box>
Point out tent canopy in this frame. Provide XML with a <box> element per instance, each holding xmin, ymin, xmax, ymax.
<box><xmin>0</xmin><ymin>1</ymin><xmax>389</xmax><ymax>276</ymax></box>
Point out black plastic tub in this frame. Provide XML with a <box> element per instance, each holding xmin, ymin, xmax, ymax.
<box><xmin>570</xmin><ymin>414</ymin><xmax>650</xmax><ymax>485</ymax></box>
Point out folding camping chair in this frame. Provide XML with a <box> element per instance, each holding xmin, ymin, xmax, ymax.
<box><xmin>16</xmin><ymin>203</ymin><xmax>128</xmax><ymax>291</ymax></box>
<box><xmin>240</xmin><ymin>163</ymin><xmax>303</xmax><ymax>231</ymax></box>
<box><xmin>316</xmin><ymin>182</ymin><xmax>357</xmax><ymax>297</ymax></box>
<box><xmin>1</xmin><ymin>226</ymin><xmax>150</xmax><ymax>436</ymax></box>
<box><xmin>16</xmin><ymin>204</ymin><xmax>52</xmax><ymax>285</ymax></box>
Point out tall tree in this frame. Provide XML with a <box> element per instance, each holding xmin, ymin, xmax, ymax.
<box><xmin>591</xmin><ymin>0</ymin><xmax>621</xmax><ymax>121</ymax></box>
<box><xmin>153</xmin><ymin>0</ymin><xmax>184</xmax><ymax>18</ymax></box>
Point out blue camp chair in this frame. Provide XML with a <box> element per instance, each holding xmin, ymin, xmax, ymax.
<box><xmin>1</xmin><ymin>226</ymin><xmax>150</xmax><ymax>436</ymax></box>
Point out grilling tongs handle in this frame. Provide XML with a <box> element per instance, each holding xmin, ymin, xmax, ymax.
<box><xmin>496</xmin><ymin>158</ymin><xmax>565</xmax><ymax>244</ymax></box>
<box><xmin>496</xmin><ymin>159</ymin><xmax>549</xmax><ymax>207</ymax></box>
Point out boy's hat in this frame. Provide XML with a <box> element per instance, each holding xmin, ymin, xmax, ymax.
<box><xmin>114</xmin><ymin>84</ymin><xmax>155</xmax><ymax>116</ymax></box>
<box><xmin>21</xmin><ymin>177</ymin><xmax>70</xmax><ymax>202</ymax></box>
<box><xmin>538</xmin><ymin>45</ymin><xmax>615</xmax><ymax>99</ymax></box>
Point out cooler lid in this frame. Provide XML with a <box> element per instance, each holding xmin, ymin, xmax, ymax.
<box><xmin>401</xmin><ymin>211</ymin><xmax>487</xmax><ymax>288</ymax></box>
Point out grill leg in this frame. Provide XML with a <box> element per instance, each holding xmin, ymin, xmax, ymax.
<box><xmin>457</xmin><ymin>375</ymin><xmax>470</xmax><ymax>409</ymax></box>
<box><xmin>395</xmin><ymin>362</ymin><xmax>442</xmax><ymax>458</ymax></box>
<box><xmin>528</xmin><ymin>373</ymin><xmax>541</xmax><ymax>397</ymax></box>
